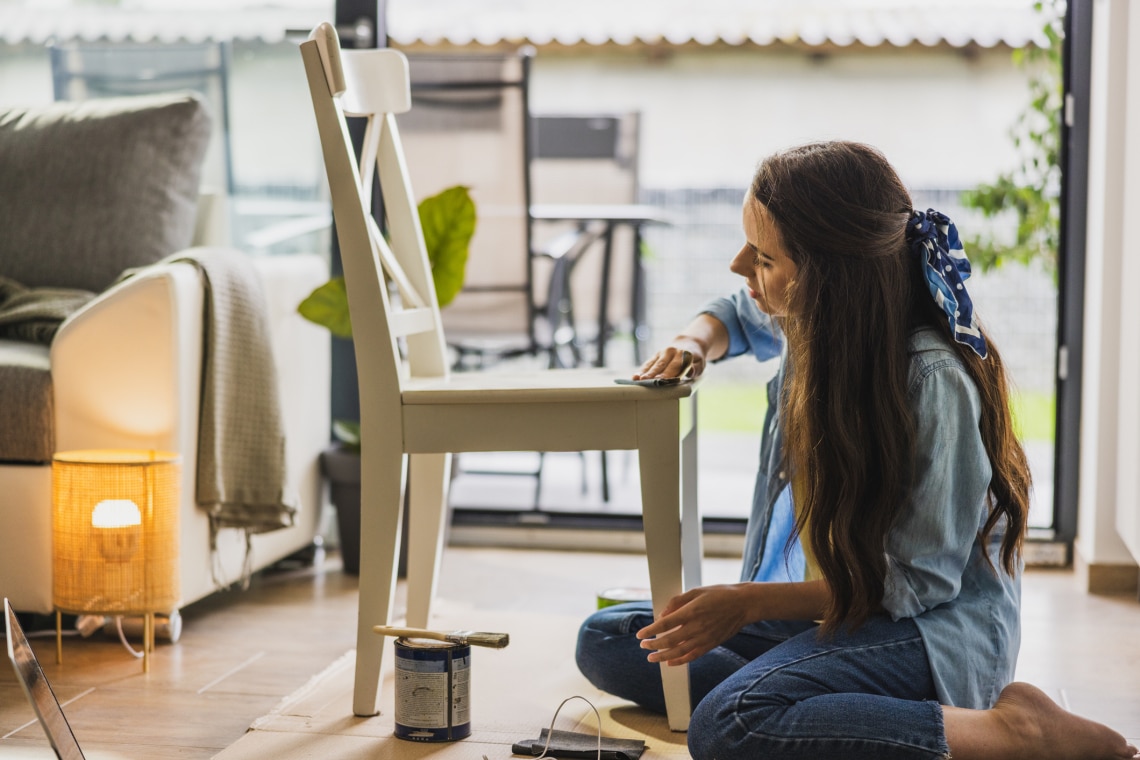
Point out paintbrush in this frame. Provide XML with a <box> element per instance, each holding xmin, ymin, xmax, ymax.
<box><xmin>372</xmin><ymin>625</ymin><xmax>510</xmax><ymax>648</ymax></box>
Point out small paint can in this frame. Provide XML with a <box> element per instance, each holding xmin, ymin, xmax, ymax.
<box><xmin>597</xmin><ymin>587</ymin><xmax>652</xmax><ymax>609</ymax></box>
<box><xmin>393</xmin><ymin>637</ymin><xmax>471</xmax><ymax>742</ymax></box>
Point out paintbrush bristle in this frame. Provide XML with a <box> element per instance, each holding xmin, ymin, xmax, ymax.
<box><xmin>450</xmin><ymin>631</ymin><xmax>510</xmax><ymax>648</ymax></box>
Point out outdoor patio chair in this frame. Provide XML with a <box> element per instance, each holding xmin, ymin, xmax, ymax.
<box><xmin>531</xmin><ymin>112</ymin><xmax>648</xmax><ymax>503</ymax></box>
<box><xmin>299</xmin><ymin>23</ymin><xmax>702</xmax><ymax>731</ymax></box>
<box><xmin>398</xmin><ymin>49</ymin><xmax>602</xmax><ymax>370</ymax></box>
<box><xmin>531</xmin><ymin>112</ymin><xmax>647</xmax><ymax>367</ymax></box>
<box><xmin>397</xmin><ymin>49</ymin><xmax>604</xmax><ymax>507</ymax></box>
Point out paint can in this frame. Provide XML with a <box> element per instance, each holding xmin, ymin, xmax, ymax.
<box><xmin>393</xmin><ymin>637</ymin><xmax>471</xmax><ymax>742</ymax></box>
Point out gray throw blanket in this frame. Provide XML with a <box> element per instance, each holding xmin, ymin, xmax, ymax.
<box><xmin>127</xmin><ymin>249</ymin><xmax>297</xmax><ymax>589</ymax></box>
<box><xmin>175</xmin><ymin>249</ymin><xmax>297</xmax><ymax>586</ymax></box>
<box><xmin>0</xmin><ymin>277</ymin><xmax>95</xmax><ymax>344</ymax></box>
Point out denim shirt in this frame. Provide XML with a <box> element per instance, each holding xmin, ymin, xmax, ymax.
<box><xmin>701</xmin><ymin>288</ymin><xmax>1021</xmax><ymax>709</ymax></box>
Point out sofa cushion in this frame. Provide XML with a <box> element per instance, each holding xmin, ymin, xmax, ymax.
<box><xmin>0</xmin><ymin>339</ymin><xmax>53</xmax><ymax>463</ymax></box>
<box><xmin>0</xmin><ymin>92</ymin><xmax>211</xmax><ymax>293</ymax></box>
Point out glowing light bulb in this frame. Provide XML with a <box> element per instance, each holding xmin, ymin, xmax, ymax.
<box><xmin>92</xmin><ymin>499</ymin><xmax>141</xmax><ymax>561</ymax></box>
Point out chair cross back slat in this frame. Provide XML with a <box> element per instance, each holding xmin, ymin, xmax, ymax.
<box><xmin>303</xmin><ymin>25</ymin><xmax>449</xmax><ymax>380</ymax></box>
<box><xmin>356</xmin><ymin>108</ymin><xmax>430</xmax><ymax>314</ymax></box>
<box><xmin>365</xmin><ymin>208</ymin><xmax>428</xmax><ymax>312</ymax></box>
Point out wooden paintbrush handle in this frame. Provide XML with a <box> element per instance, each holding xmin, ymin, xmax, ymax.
<box><xmin>372</xmin><ymin>625</ymin><xmax>509</xmax><ymax>648</ymax></box>
<box><xmin>372</xmin><ymin>625</ymin><xmax>446</xmax><ymax>641</ymax></box>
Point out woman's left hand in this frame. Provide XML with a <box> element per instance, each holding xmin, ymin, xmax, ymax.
<box><xmin>635</xmin><ymin>585</ymin><xmax>753</xmax><ymax>666</ymax></box>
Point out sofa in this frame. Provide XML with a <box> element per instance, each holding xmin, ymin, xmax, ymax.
<box><xmin>0</xmin><ymin>92</ymin><xmax>331</xmax><ymax>615</ymax></box>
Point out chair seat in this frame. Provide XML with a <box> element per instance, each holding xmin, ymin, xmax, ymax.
<box><xmin>402</xmin><ymin>367</ymin><xmax>694</xmax><ymax>404</ymax></box>
<box><xmin>402</xmin><ymin>373</ymin><xmax>700</xmax><ymax>456</ymax></box>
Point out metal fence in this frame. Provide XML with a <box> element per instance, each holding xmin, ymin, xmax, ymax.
<box><xmin>233</xmin><ymin>180</ymin><xmax>1059</xmax><ymax>398</ymax></box>
<box><xmin>638</xmin><ymin>186</ymin><xmax>1059</xmax><ymax>396</ymax></box>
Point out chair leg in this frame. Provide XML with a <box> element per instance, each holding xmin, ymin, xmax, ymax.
<box><xmin>532</xmin><ymin>451</ymin><xmax>545</xmax><ymax>509</ymax></box>
<box><xmin>600</xmin><ymin>450</ymin><xmax>610</xmax><ymax>502</ymax></box>
<box><xmin>405</xmin><ymin>453</ymin><xmax>452</xmax><ymax>628</ymax></box>
<box><xmin>637</xmin><ymin>400</ymin><xmax>693</xmax><ymax>732</ymax></box>
<box><xmin>681</xmin><ymin>396</ymin><xmax>703</xmax><ymax>591</ymax></box>
<box><xmin>543</xmin><ymin>253</ymin><xmax>581</xmax><ymax>369</ymax></box>
<box><xmin>353</xmin><ymin>447</ymin><xmax>406</xmax><ymax>718</ymax></box>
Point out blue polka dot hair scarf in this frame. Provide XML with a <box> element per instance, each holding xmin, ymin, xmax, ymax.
<box><xmin>906</xmin><ymin>208</ymin><xmax>988</xmax><ymax>359</ymax></box>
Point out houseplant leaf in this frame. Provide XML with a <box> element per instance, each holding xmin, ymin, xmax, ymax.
<box><xmin>298</xmin><ymin>276</ymin><xmax>353</xmax><ymax>338</ymax></box>
<box><xmin>418</xmin><ymin>185</ymin><xmax>476</xmax><ymax>307</ymax></box>
<box><xmin>331</xmin><ymin>419</ymin><xmax>361</xmax><ymax>450</ymax></box>
<box><xmin>960</xmin><ymin>0</ymin><xmax>1061</xmax><ymax>278</ymax></box>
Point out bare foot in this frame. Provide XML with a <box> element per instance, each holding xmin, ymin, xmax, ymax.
<box><xmin>977</xmin><ymin>682</ymin><xmax>1138</xmax><ymax>760</ymax></box>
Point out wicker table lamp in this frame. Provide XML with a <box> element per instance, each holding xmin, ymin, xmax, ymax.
<box><xmin>52</xmin><ymin>449</ymin><xmax>180</xmax><ymax>672</ymax></box>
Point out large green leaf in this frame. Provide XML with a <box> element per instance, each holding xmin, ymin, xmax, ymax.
<box><xmin>418</xmin><ymin>185</ymin><xmax>476</xmax><ymax>307</ymax></box>
<box><xmin>332</xmin><ymin>419</ymin><xmax>361</xmax><ymax>451</ymax></box>
<box><xmin>959</xmin><ymin>0</ymin><xmax>1061</xmax><ymax>278</ymax></box>
<box><xmin>296</xmin><ymin>185</ymin><xmax>476</xmax><ymax>339</ymax></box>
<box><xmin>297</xmin><ymin>276</ymin><xmax>353</xmax><ymax>338</ymax></box>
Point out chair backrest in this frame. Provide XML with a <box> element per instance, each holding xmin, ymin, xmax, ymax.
<box><xmin>531</xmin><ymin>113</ymin><xmax>640</xmax><ymax>203</ymax></box>
<box><xmin>299</xmin><ymin>23</ymin><xmax>449</xmax><ymax>404</ymax></box>
<box><xmin>50</xmin><ymin>41</ymin><xmax>235</xmax><ymax>197</ymax></box>
<box><xmin>396</xmin><ymin>50</ymin><xmax>537</xmax><ymax>353</ymax></box>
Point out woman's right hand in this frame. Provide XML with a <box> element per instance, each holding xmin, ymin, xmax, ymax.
<box><xmin>635</xmin><ymin>585</ymin><xmax>752</xmax><ymax>665</ymax></box>
<box><xmin>633</xmin><ymin>340</ymin><xmax>708</xmax><ymax>381</ymax></box>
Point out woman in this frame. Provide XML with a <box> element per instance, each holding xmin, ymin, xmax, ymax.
<box><xmin>575</xmin><ymin>141</ymin><xmax>1137</xmax><ymax>760</ymax></box>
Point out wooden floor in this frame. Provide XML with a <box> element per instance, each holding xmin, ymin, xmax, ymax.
<box><xmin>3</xmin><ymin>545</ymin><xmax>1140</xmax><ymax>758</ymax></box>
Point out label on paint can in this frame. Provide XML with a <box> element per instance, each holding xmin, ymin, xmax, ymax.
<box><xmin>394</xmin><ymin>637</ymin><xmax>472</xmax><ymax>742</ymax></box>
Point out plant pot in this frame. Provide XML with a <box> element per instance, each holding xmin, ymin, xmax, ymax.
<box><xmin>319</xmin><ymin>443</ymin><xmax>408</xmax><ymax>577</ymax></box>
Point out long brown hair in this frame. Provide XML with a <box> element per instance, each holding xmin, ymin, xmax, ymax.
<box><xmin>751</xmin><ymin>141</ymin><xmax>1031</xmax><ymax>634</ymax></box>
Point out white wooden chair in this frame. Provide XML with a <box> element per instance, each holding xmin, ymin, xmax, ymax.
<box><xmin>299</xmin><ymin>23</ymin><xmax>701</xmax><ymax>731</ymax></box>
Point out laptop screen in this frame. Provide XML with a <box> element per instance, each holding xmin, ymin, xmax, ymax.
<box><xmin>4</xmin><ymin>598</ymin><xmax>85</xmax><ymax>760</ymax></box>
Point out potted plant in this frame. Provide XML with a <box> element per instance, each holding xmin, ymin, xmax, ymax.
<box><xmin>298</xmin><ymin>185</ymin><xmax>476</xmax><ymax>574</ymax></box>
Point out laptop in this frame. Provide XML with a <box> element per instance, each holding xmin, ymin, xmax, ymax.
<box><xmin>4</xmin><ymin>598</ymin><xmax>85</xmax><ymax>760</ymax></box>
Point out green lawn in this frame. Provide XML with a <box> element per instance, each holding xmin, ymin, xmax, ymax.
<box><xmin>1009</xmin><ymin>390</ymin><xmax>1055</xmax><ymax>442</ymax></box>
<box><xmin>698</xmin><ymin>384</ymin><xmax>1055</xmax><ymax>442</ymax></box>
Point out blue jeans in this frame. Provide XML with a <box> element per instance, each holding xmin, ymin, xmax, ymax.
<box><xmin>575</xmin><ymin>602</ymin><xmax>950</xmax><ymax>760</ymax></box>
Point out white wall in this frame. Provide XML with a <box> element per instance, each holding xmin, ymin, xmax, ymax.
<box><xmin>0</xmin><ymin>45</ymin><xmax>54</xmax><ymax>106</ymax></box>
<box><xmin>531</xmin><ymin>46</ymin><xmax>1031</xmax><ymax>191</ymax></box>
<box><xmin>1119</xmin><ymin>0</ymin><xmax>1140</xmax><ymax>563</ymax></box>
<box><xmin>1078</xmin><ymin>0</ymin><xmax>1140</xmax><ymax>568</ymax></box>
